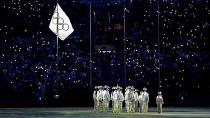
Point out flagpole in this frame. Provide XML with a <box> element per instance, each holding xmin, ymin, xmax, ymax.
<box><xmin>123</xmin><ymin>0</ymin><xmax>127</xmax><ymax>88</ymax></box>
<box><xmin>56</xmin><ymin>3</ymin><xmax>59</xmax><ymax>92</ymax></box>
<box><xmin>157</xmin><ymin>1</ymin><xmax>161</xmax><ymax>91</ymax></box>
<box><xmin>89</xmin><ymin>1</ymin><xmax>92</xmax><ymax>91</ymax></box>
<box><xmin>50</xmin><ymin>3</ymin><xmax>74</xmax><ymax>95</ymax></box>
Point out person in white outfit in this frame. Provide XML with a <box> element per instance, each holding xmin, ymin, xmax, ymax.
<box><xmin>156</xmin><ymin>91</ymin><xmax>164</xmax><ymax>113</ymax></box>
<box><xmin>111</xmin><ymin>87</ymin><xmax>115</xmax><ymax>112</ymax></box>
<box><xmin>93</xmin><ymin>86</ymin><xmax>98</xmax><ymax>111</ymax></box>
<box><xmin>117</xmin><ymin>86</ymin><xmax>124</xmax><ymax>113</ymax></box>
<box><xmin>133</xmin><ymin>89</ymin><xmax>139</xmax><ymax>112</ymax></box>
<box><xmin>130</xmin><ymin>87</ymin><xmax>135</xmax><ymax>113</ymax></box>
<box><xmin>102</xmin><ymin>85</ymin><xmax>110</xmax><ymax>112</ymax></box>
<box><xmin>124</xmin><ymin>87</ymin><xmax>129</xmax><ymax>112</ymax></box>
<box><xmin>138</xmin><ymin>91</ymin><xmax>144</xmax><ymax>113</ymax></box>
<box><xmin>125</xmin><ymin>86</ymin><xmax>134</xmax><ymax>113</ymax></box>
<box><xmin>96</xmin><ymin>86</ymin><xmax>104</xmax><ymax>112</ymax></box>
<box><xmin>112</xmin><ymin>88</ymin><xmax>119</xmax><ymax>113</ymax></box>
<box><xmin>142</xmin><ymin>87</ymin><xmax>149</xmax><ymax>113</ymax></box>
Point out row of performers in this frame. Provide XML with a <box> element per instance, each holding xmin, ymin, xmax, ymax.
<box><xmin>93</xmin><ymin>85</ymin><xmax>164</xmax><ymax>113</ymax></box>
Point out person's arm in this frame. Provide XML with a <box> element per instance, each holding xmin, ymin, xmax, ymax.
<box><xmin>156</xmin><ymin>96</ymin><xmax>158</xmax><ymax>104</ymax></box>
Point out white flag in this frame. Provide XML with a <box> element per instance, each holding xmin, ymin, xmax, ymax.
<box><xmin>49</xmin><ymin>3</ymin><xmax>74</xmax><ymax>40</ymax></box>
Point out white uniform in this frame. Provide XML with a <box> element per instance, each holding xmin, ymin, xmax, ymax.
<box><xmin>102</xmin><ymin>89</ymin><xmax>110</xmax><ymax>112</ymax></box>
<box><xmin>125</xmin><ymin>89</ymin><xmax>129</xmax><ymax>112</ymax></box>
<box><xmin>133</xmin><ymin>91</ymin><xmax>139</xmax><ymax>112</ymax></box>
<box><xmin>93</xmin><ymin>90</ymin><xmax>97</xmax><ymax>111</ymax></box>
<box><xmin>156</xmin><ymin>94</ymin><xmax>164</xmax><ymax>113</ymax></box>
<box><xmin>125</xmin><ymin>89</ymin><xmax>134</xmax><ymax>113</ymax></box>
<box><xmin>117</xmin><ymin>89</ymin><xmax>124</xmax><ymax>113</ymax></box>
<box><xmin>138</xmin><ymin>92</ymin><xmax>144</xmax><ymax>113</ymax></box>
<box><xmin>112</xmin><ymin>90</ymin><xmax>119</xmax><ymax>113</ymax></box>
<box><xmin>96</xmin><ymin>89</ymin><xmax>104</xmax><ymax>112</ymax></box>
<box><xmin>142</xmin><ymin>91</ymin><xmax>149</xmax><ymax>113</ymax></box>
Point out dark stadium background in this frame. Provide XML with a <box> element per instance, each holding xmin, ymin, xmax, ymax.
<box><xmin>0</xmin><ymin>0</ymin><xmax>209</xmax><ymax>107</ymax></box>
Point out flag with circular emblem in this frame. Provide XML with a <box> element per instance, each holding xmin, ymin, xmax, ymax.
<box><xmin>49</xmin><ymin>3</ymin><xmax>74</xmax><ymax>40</ymax></box>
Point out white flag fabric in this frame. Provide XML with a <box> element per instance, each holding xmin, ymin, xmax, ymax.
<box><xmin>49</xmin><ymin>3</ymin><xmax>74</xmax><ymax>40</ymax></box>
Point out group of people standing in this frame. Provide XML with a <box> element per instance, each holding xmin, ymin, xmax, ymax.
<box><xmin>93</xmin><ymin>85</ymin><xmax>164</xmax><ymax>114</ymax></box>
<box><xmin>125</xmin><ymin>86</ymin><xmax>149</xmax><ymax>113</ymax></box>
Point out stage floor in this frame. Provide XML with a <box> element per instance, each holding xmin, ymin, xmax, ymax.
<box><xmin>0</xmin><ymin>107</ymin><xmax>210</xmax><ymax>118</ymax></box>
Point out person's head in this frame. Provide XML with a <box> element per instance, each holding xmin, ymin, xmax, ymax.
<box><xmin>135</xmin><ymin>89</ymin><xmax>139</xmax><ymax>92</ymax></box>
<box><xmin>140</xmin><ymin>91</ymin><xmax>143</xmax><ymax>95</ymax></box>
<box><xmin>126</xmin><ymin>86</ymin><xmax>131</xmax><ymax>91</ymax></box>
<box><xmin>94</xmin><ymin>86</ymin><xmax>98</xmax><ymax>90</ymax></box>
<box><xmin>98</xmin><ymin>86</ymin><xmax>103</xmax><ymax>90</ymax></box>
<box><xmin>131</xmin><ymin>87</ymin><xmax>135</xmax><ymax>91</ymax></box>
<box><xmin>143</xmin><ymin>87</ymin><xmax>147</xmax><ymax>91</ymax></box>
<box><xmin>158</xmin><ymin>91</ymin><xmax>162</xmax><ymax>95</ymax></box>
